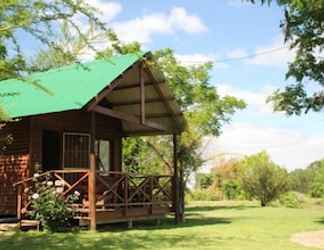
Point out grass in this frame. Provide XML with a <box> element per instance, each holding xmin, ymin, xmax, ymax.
<box><xmin>1</xmin><ymin>201</ymin><xmax>324</xmax><ymax>250</ymax></box>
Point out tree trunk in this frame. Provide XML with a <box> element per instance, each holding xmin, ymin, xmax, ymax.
<box><xmin>261</xmin><ymin>200</ymin><xmax>266</xmax><ymax>207</ymax></box>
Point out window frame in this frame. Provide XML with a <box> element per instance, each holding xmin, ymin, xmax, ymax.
<box><xmin>62</xmin><ymin>132</ymin><xmax>91</xmax><ymax>169</ymax></box>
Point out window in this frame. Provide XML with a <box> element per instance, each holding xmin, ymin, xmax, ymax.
<box><xmin>95</xmin><ymin>140</ymin><xmax>111</xmax><ymax>171</ymax></box>
<box><xmin>63</xmin><ymin>133</ymin><xmax>90</xmax><ymax>169</ymax></box>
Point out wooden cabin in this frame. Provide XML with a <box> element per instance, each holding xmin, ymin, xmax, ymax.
<box><xmin>0</xmin><ymin>52</ymin><xmax>185</xmax><ymax>230</ymax></box>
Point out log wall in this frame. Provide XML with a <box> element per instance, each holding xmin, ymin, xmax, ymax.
<box><xmin>0</xmin><ymin>119</ymin><xmax>30</xmax><ymax>215</ymax></box>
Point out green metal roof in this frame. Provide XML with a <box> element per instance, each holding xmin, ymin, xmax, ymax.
<box><xmin>0</xmin><ymin>53</ymin><xmax>145</xmax><ymax>119</ymax></box>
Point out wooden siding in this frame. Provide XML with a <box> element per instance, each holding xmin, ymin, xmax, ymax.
<box><xmin>30</xmin><ymin>110</ymin><xmax>123</xmax><ymax>171</ymax></box>
<box><xmin>0</xmin><ymin>110</ymin><xmax>123</xmax><ymax>216</ymax></box>
<box><xmin>0</xmin><ymin>119</ymin><xmax>30</xmax><ymax>215</ymax></box>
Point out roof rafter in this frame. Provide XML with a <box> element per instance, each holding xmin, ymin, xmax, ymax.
<box><xmin>111</xmin><ymin>97</ymin><xmax>175</xmax><ymax>107</ymax></box>
<box><xmin>144</xmin><ymin>66</ymin><xmax>181</xmax><ymax>132</ymax></box>
<box><xmin>93</xmin><ymin>105</ymin><xmax>167</xmax><ymax>132</ymax></box>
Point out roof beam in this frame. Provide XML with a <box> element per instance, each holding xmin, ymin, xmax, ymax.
<box><xmin>111</xmin><ymin>97</ymin><xmax>175</xmax><ymax>107</ymax></box>
<box><xmin>113</xmin><ymin>81</ymin><xmax>163</xmax><ymax>91</ymax></box>
<box><xmin>144</xmin><ymin>113</ymin><xmax>183</xmax><ymax>119</ymax></box>
<box><xmin>93</xmin><ymin>105</ymin><xmax>167</xmax><ymax>132</ymax></box>
<box><xmin>123</xmin><ymin>130</ymin><xmax>176</xmax><ymax>137</ymax></box>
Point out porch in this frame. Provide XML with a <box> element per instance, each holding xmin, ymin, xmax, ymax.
<box><xmin>14</xmin><ymin>169</ymin><xmax>175</xmax><ymax>228</ymax></box>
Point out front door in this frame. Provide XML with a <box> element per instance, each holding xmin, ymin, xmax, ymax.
<box><xmin>42</xmin><ymin>130</ymin><xmax>61</xmax><ymax>171</ymax></box>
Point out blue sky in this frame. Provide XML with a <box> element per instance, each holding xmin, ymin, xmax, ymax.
<box><xmin>22</xmin><ymin>0</ymin><xmax>324</xmax><ymax>170</ymax></box>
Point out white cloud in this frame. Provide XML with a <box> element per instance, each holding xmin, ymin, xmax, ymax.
<box><xmin>175</xmin><ymin>53</ymin><xmax>228</xmax><ymax>68</ymax></box>
<box><xmin>112</xmin><ymin>7</ymin><xmax>207</xmax><ymax>44</ymax></box>
<box><xmin>217</xmin><ymin>83</ymin><xmax>276</xmax><ymax>114</ymax></box>
<box><xmin>168</xmin><ymin>7</ymin><xmax>208</xmax><ymax>34</ymax></box>
<box><xmin>203</xmin><ymin>122</ymin><xmax>324</xmax><ymax>171</ymax></box>
<box><xmin>73</xmin><ymin>4</ymin><xmax>207</xmax><ymax>59</ymax></box>
<box><xmin>85</xmin><ymin>0</ymin><xmax>122</xmax><ymax>23</ymax></box>
<box><xmin>246</xmin><ymin>35</ymin><xmax>296</xmax><ymax>67</ymax></box>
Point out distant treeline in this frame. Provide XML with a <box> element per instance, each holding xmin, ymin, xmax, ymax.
<box><xmin>192</xmin><ymin>152</ymin><xmax>324</xmax><ymax>207</ymax></box>
<box><xmin>289</xmin><ymin>160</ymin><xmax>324</xmax><ymax>198</ymax></box>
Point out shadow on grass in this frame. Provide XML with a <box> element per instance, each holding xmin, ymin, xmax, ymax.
<box><xmin>314</xmin><ymin>217</ymin><xmax>324</xmax><ymax>224</ymax></box>
<box><xmin>97</xmin><ymin>216</ymin><xmax>232</xmax><ymax>232</ymax></box>
<box><xmin>186</xmin><ymin>204</ymin><xmax>259</xmax><ymax>213</ymax></box>
<box><xmin>0</xmin><ymin>204</ymin><xmax>238</xmax><ymax>250</ymax></box>
<box><xmin>0</xmin><ymin>223</ymin><xmax>227</xmax><ymax>250</ymax></box>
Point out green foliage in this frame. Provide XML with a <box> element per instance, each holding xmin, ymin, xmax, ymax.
<box><xmin>310</xmin><ymin>161</ymin><xmax>324</xmax><ymax>198</ymax></box>
<box><xmin>248</xmin><ymin>0</ymin><xmax>324</xmax><ymax>115</ymax></box>
<box><xmin>30</xmin><ymin>46</ymin><xmax>77</xmax><ymax>73</ymax></box>
<box><xmin>222</xmin><ymin>180</ymin><xmax>244</xmax><ymax>200</ymax></box>
<box><xmin>28</xmin><ymin>178</ymin><xmax>79</xmax><ymax>232</ymax></box>
<box><xmin>189</xmin><ymin>189</ymin><xmax>222</xmax><ymax>201</ymax></box>
<box><xmin>196</xmin><ymin>173</ymin><xmax>214</xmax><ymax>189</ymax></box>
<box><xmin>288</xmin><ymin>159</ymin><xmax>324</xmax><ymax>197</ymax></box>
<box><xmin>278</xmin><ymin>192</ymin><xmax>304</xmax><ymax>208</ymax></box>
<box><xmin>310</xmin><ymin>183</ymin><xmax>324</xmax><ymax>198</ymax></box>
<box><xmin>239</xmin><ymin>151</ymin><xmax>289</xmax><ymax>207</ymax></box>
<box><xmin>0</xmin><ymin>0</ymin><xmax>106</xmax><ymax>80</ymax></box>
<box><xmin>288</xmin><ymin>168</ymin><xmax>315</xmax><ymax>194</ymax></box>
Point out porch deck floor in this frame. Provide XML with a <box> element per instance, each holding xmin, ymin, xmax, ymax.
<box><xmin>80</xmin><ymin>206</ymin><xmax>170</xmax><ymax>226</ymax></box>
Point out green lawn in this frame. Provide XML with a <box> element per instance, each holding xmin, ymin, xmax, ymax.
<box><xmin>1</xmin><ymin>201</ymin><xmax>324</xmax><ymax>250</ymax></box>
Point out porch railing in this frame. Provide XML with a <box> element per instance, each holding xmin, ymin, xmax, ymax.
<box><xmin>14</xmin><ymin>169</ymin><xmax>174</xmax><ymax>221</ymax></box>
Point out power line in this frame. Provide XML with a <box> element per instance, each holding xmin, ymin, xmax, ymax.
<box><xmin>179</xmin><ymin>46</ymin><xmax>289</xmax><ymax>65</ymax></box>
<box><xmin>217</xmin><ymin>47</ymin><xmax>287</xmax><ymax>63</ymax></box>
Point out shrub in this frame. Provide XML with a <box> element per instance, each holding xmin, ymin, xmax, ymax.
<box><xmin>311</xmin><ymin>183</ymin><xmax>324</xmax><ymax>198</ymax></box>
<box><xmin>196</xmin><ymin>173</ymin><xmax>213</xmax><ymax>189</ymax></box>
<box><xmin>222</xmin><ymin>180</ymin><xmax>242</xmax><ymax>200</ymax></box>
<box><xmin>190</xmin><ymin>189</ymin><xmax>222</xmax><ymax>201</ymax></box>
<box><xmin>240</xmin><ymin>151</ymin><xmax>289</xmax><ymax>207</ymax></box>
<box><xmin>278</xmin><ymin>192</ymin><xmax>304</xmax><ymax>208</ymax></box>
<box><xmin>28</xmin><ymin>177</ymin><xmax>79</xmax><ymax>232</ymax></box>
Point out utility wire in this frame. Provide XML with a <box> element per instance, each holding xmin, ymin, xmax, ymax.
<box><xmin>180</xmin><ymin>46</ymin><xmax>289</xmax><ymax>65</ymax></box>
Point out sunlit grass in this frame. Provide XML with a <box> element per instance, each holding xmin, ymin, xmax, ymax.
<box><xmin>1</xmin><ymin>201</ymin><xmax>324</xmax><ymax>250</ymax></box>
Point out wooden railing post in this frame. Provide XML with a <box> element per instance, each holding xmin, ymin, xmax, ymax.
<box><xmin>124</xmin><ymin>174</ymin><xmax>128</xmax><ymax>216</ymax></box>
<box><xmin>17</xmin><ymin>185</ymin><xmax>22</xmax><ymax>221</ymax></box>
<box><xmin>149</xmin><ymin>176</ymin><xmax>153</xmax><ymax>214</ymax></box>
<box><xmin>88</xmin><ymin>155</ymin><xmax>96</xmax><ymax>231</ymax></box>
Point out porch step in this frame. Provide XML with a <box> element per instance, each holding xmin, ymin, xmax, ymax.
<box><xmin>20</xmin><ymin>220</ymin><xmax>41</xmax><ymax>231</ymax></box>
<box><xmin>0</xmin><ymin>223</ymin><xmax>18</xmax><ymax>231</ymax></box>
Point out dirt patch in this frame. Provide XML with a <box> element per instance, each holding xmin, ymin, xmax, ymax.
<box><xmin>291</xmin><ymin>230</ymin><xmax>324</xmax><ymax>249</ymax></box>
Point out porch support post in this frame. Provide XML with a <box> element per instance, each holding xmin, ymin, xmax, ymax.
<box><xmin>173</xmin><ymin>134</ymin><xmax>180</xmax><ymax>224</ymax></box>
<box><xmin>89</xmin><ymin>112</ymin><xmax>97</xmax><ymax>231</ymax></box>
<box><xmin>179</xmin><ymin>142</ymin><xmax>185</xmax><ymax>223</ymax></box>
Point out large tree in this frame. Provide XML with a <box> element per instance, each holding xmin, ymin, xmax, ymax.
<box><xmin>247</xmin><ymin>0</ymin><xmax>324</xmax><ymax>115</ymax></box>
